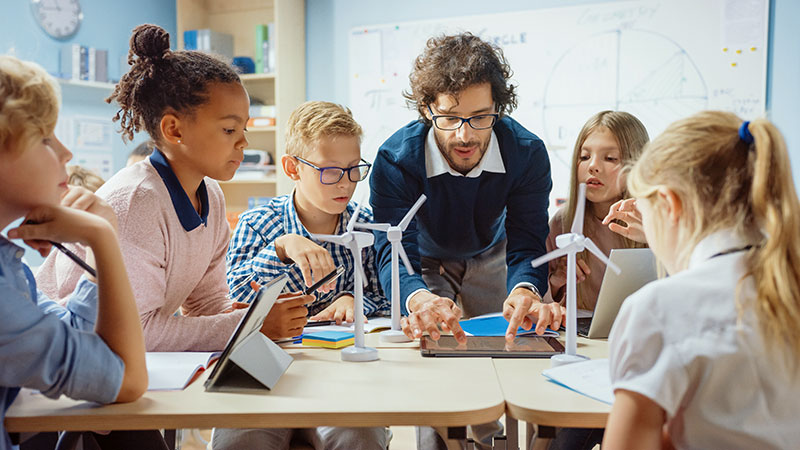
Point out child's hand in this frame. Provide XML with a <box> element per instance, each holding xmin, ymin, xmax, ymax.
<box><xmin>61</xmin><ymin>186</ymin><xmax>118</xmax><ymax>232</ymax></box>
<box><xmin>309</xmin><ymin>294</ymin><xmax>367</xmax><ymax>325</ymax></box>
<box><xmin>8</xmin><ymin>205</ymin><xmax>112</xmax><ymax>256</ymax></box>
<box><xmin>549</xmin><ymin>256</ymin><xmax>591</xmax><ymax>291</ymax></box>
<box><xmin>275</xmin><ymin>234</ymin><xmax>337</xmax><ymax>292</ymax></box>
<box><xmin>260</xmin><ymin>291</ymin><xmax>311</xmax><ymax>339</ymax></box>
<box><xmin>603</xmin><ymin>198</ymin><xmax>647</xmax><ymax>243</ymax></box>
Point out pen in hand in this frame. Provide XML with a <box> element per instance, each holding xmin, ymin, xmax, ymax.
<box><xmin>51</xmin><ymin>241</ymin><xmax>97</xmax><ymax>278</ymax></box>
<box><xmin>304</xmin><ymin>265</ymin><xmax>345</xmax><ymax>295</ymax></box>
<box><xmin>22</xmin><ymin>220</ymin><xmax>97</xmax><ymax>277</ymax></box>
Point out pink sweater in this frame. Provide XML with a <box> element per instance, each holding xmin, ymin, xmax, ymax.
<box><xmin>545</xmin><ymin>206</ymin><xmax>628</xmax><ymax>311</ymax></box>
<box><xmin>37</xmin><ymin>160</ymin><xmax>244</xmax><ymax>351</ymax></box>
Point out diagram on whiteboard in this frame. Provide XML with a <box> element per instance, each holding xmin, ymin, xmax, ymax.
<box><xmin>348</xmin><ymin>0</ymin><xmax>768</xmax><ymax>210</ymax></box>
<box><xmin>542</xmin><ymin>29</ymin><xmax>709</xmax><ymax>154</ymax></box>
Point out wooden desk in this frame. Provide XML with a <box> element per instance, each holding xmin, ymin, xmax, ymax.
<box><xmin>5</xmin><ymin>348</ymin><xmax>504</xmax><ymax>434</ymax></box>
<box><xmin>493</xmin><ymin>338</ymin><xmax>611</xmax><ymax>429</ymax></box>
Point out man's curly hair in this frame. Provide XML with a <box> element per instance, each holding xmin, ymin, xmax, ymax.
<box><xmin>403</xmin><ymin>33</ymin><xmax>517</xmax><ymax>124</ymax></box>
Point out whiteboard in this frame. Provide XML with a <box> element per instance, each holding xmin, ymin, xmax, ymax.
<box><xmin>348</xmin><ymin>0</ymin><xmax>768</xmax><ymax>211</ymax></box>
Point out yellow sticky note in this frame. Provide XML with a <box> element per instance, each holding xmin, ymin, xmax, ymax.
<box><xmin>736</xmin><ymin>49</ymin><xmax>742</xmax><ymax>54</ymax></box>
<box><xmin>731</xmin><ymin>62</ymin><xmax>738</xmax><ymax>67</ymax></box>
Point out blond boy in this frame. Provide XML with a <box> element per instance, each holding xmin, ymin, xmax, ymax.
<box><xmin>218</xmin><ymin>102</ymin><xmax>389</xmax><ymax>449</ymax></box>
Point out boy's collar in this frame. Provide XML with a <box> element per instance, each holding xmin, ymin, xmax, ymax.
<box><xmin>149</xmin><ymin>149</ymin><xmax>209</xmax><ymax>232</ymax></box>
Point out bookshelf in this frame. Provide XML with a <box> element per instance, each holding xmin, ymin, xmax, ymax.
<box><xmin>176</xmin><ymin>0</ymin><xmax>306</xmax><ymax>215</ymax></box>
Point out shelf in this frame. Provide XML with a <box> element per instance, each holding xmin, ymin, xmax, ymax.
<box><xmin>240</xmin><ymin>73</ymin><xmax>276</xmax><ymax>81</ymax></box>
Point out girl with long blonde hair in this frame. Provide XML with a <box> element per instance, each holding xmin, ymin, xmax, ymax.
<box><xmin>604</xmin><ymin>111</ymin><xmax>800</xmax><ymax>449</ymax></box>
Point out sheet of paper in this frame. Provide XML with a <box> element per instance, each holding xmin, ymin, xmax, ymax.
<box><xmin>541</xmin><ymin>358</ymin><xmax>614</xmax><ymax>404</ymax></box>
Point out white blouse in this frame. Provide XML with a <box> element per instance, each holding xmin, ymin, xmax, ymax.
<box><xmin>609</xmin><ymin>229</ymin><xmax>800</xmax><ymax>450</ymax></box>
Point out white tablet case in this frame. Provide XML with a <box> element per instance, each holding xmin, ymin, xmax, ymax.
<box><xmin>205</xmin><ymin>275</ymin><xmax>293</xmax><ymax>393</ymax></box>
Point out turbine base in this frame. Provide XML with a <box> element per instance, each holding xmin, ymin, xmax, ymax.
<box><xmin>341</xmin><ymin>346</ymin><xmax>379</xmax><ymax>362</ymax></box>
<box><xmin>380</xmin><ymin>329</ymin><xmax>411</xmax><ymax>343</ymax></box>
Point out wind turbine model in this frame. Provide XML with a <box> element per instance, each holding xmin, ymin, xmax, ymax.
<box><xmin>355</xmin><ymin>194</ymin><xmax>427</xmax><ymax>342</ymax></box>
<box><xmin>530</xmin><ymin>183</ymin><xmax>621</xmax><ymax>367</ymax></box>
<box><xmin>311</xmin><ymin>200</ymin><xmax>378</xmax><ymax>362</ymax></box>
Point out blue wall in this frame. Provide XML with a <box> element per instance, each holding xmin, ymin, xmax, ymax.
<box><xmin>306</xmin><ymin>0</ymin><xmax>800</xmax><ymax>186</ymax></box>
<box><xmin>1</xmin><ymin>0</ymin><xmax>176</xmax><ymax>266</ymax></box>
<box><xmin>0</xmin><ymin>0</ymin><xmax>177</xmax><ymax>172</ymax></box>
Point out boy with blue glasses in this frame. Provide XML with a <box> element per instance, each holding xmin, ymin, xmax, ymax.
<box><xmin>220</xmin><ymin>101</ymin><xmax>390</xmax><ymax>449</ymax></box>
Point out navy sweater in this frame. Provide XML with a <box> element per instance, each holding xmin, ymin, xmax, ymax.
<box><xmin>369</xmin><ymin>116</ymin><xmax>552</xmax><ymax>315</ymax></box>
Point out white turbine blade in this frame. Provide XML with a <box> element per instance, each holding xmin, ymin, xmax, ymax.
<box><xmin>530</xmin><ymin>246</ymin><xmax>571</xmax><ymax>268</ymax></box>
<box><xmin>571</xmin><ymin>183</ymin><xmax>587</xmax><ymax>235</ymax></box>
<box><xmin>397</xmin><ymin>244</ymin><xmax>415</xmax><ymax>275</ymax></box>
<box><xmin>399</xmin><ymin>194</ymin><xmax>427</xmax><ymax>230</ymax></box>
<box><xmin>311</xmin><ymin>233</ymin><xmax>346</xmax><ymax>245</ymax></box>
<box><xmin>583</xmin><ymin>238</ymin><xmax>621</xmax><ymax>274</ymax></box>
<box><xmin>354</xmin><ymin>222</ymin><xmax>390</xmax><ymax>232</ymax></box>
<box><xmin>347</xmin><ymin>193</ymin><xmax>368</xmax><ymax>232</ymax></box>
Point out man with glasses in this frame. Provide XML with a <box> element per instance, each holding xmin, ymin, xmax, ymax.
<box><xmin>370</xmin><ymin>33</ymin><xmax>562</xmax><ymax>449</ymax></box>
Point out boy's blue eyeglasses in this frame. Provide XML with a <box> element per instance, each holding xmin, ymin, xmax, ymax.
<box><xmin>427</xmin><ymin>105</ymin><xmax>499</xmax><ymax>131</ymax></box>
<box><xmin>294</xmin><ymin>156</ymin><xmax>372</xmax><ymax>185</ymax></box>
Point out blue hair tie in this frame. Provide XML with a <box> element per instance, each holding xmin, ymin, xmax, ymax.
<box><xmin>738</xmin><ymin>121</ymin><xmax>754</xmax><ymax>145</ymax></box>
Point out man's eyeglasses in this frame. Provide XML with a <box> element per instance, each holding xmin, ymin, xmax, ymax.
<box><xmin>427</xmin><ymin>105</ymin><xmax>499</xmax><ymax>131</ymax></box>
<box><xmin>294</xmin><ymin>156</ymin><xmax>372</xmax><ymax>185</ymax></box>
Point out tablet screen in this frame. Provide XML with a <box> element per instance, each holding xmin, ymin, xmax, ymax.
<box><xmin>420</xmin><ymin>335</ymin><xmax>564</xmax><ymax>358</ymax></box>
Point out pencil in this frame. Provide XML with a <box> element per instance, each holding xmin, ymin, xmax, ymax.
<box><xmin>51</xmin><ymin>241</ymin><xmax>97</xmax><ymax>278</ymax></box>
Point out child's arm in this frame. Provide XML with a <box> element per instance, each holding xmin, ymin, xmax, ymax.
<box><xmin>9</xmin><ymin>205</ymin><xmax>147</xmax><ymax>402</ymax></box>
<box><xmin>603</xmin><ymin>389</ymin><xmax>666</xmax><ymax>450</ymax></box>
<box><xmin>227</xmin><ymin>210</ymin><xmax>335</xmax><ymax>303</ymax></box>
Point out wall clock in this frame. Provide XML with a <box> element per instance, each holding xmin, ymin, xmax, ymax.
<box><xmin>30</xmin><ymin>0</ymin><xmax>83</xmax><ymax>40</ymax></box>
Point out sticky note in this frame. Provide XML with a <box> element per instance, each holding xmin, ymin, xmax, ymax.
<box><xmin>302</xmin><ymin>331</ymin><xmax>355</xmax><ymax>349</ymax></box>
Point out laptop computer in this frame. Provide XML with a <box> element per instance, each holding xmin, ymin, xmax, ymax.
<box><xmin>577</xmin><ymin>248</ymin><xmax>657</xmax><ymax>339</ymax></box>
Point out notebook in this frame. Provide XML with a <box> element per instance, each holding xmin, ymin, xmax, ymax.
<box><xmin>146</xmin><ymin>352</ymin><xmax>221</xmax><ymax>390</ymax></box>
<box><xmin>541</xmin><ymin>358</ymin><xmax>614</xmax><ymax>404</ymax></box>
<box><xmin>459</xmin><ymin>313</ymin><xmax>559</xmax><ymax>338</ymax></box>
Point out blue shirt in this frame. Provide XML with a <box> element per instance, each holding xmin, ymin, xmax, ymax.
<box><xmin>226</xmin><ymin>193</ymin><xmax>389</xmax><ymax>317</ymax></box>
<box><xmin>0</xmin><ymin>237</ymin><xmax>124</xmax><ymax>450</ymax></box>
<box><xmin>370</xmin><ymin>117</ymin><xmax>552</xmax><ymax>315</ymax></box>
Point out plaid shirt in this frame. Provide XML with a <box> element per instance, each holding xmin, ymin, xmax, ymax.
<box><xmin>227</xmin><ymin>193</ymin><xmax>389</xmax><ymax>317</ymax></box>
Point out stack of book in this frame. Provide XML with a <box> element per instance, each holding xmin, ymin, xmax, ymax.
<box><xmin>255</xmin><ymin>23</ymin><xmax>275</xmax><ymax>73</ymax></box>
<box><xmin>248</xmin><ymin>104</ymin><xmax>276</xmax><ymax>129</ymax></box>
<box><xmin>60</xmin><ymin>44</ymin><xmax>108</xmax><ymax>82</ymax></box>
<box><xmin>184</xmin><ymin>29</ymin><xmax>234</xmax><ymax>60</ymax></box>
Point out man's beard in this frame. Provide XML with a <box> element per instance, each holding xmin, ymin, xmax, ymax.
<box><xmin>434</xmin><ymin>132</ymin><xmax>490</xmax><ymax>175</ymax></box>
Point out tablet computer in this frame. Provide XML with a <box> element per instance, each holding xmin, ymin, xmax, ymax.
<box><xmin>420</xmin><ymin>335</ymin><xmax>564</xmax><ymax>358</ymax></box>
<box><xmin>204</xmin><ymin>274</ymin><xmax>290</xmax><ymax>392</ymax></box>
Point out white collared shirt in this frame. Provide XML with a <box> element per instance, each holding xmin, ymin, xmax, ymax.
<box><xmin>609</xmin><ymin>229</ymin><xmax>800</xmax><ymax>449</ymax></box>
<box><xmin>406</xmin><ymin>126</ymin><xmax>538</xmax><ymax>312</ymax></box>
<box><xmin>424</xmin><ymin>127</ymin><xmax>505</xmax><ymax>178</ymax></box>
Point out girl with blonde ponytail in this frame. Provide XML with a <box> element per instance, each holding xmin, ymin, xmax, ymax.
<box><xmin>603</xmin><ymin>111</ymin><xmax>800</xmax><ymax>449</ymax></box>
